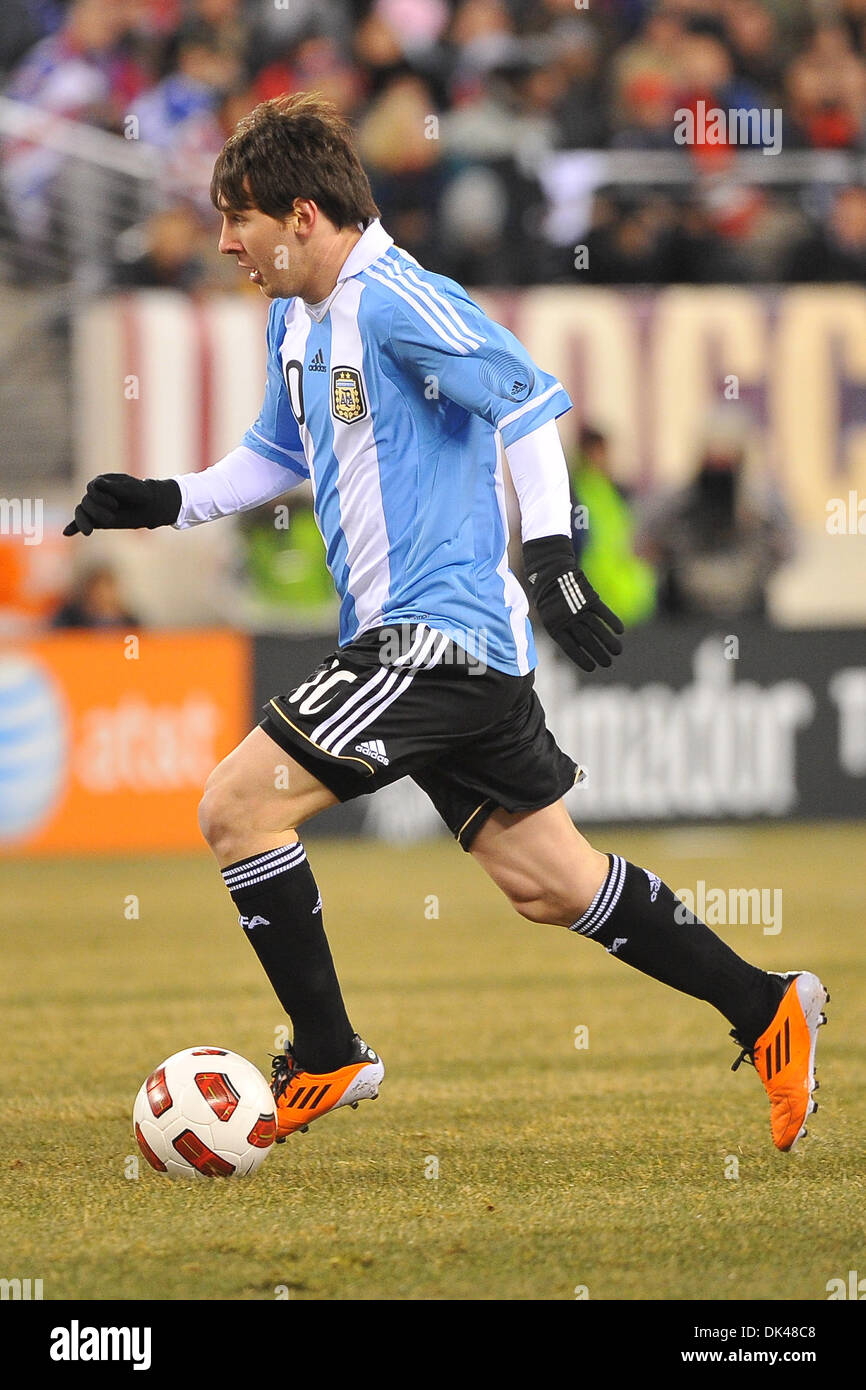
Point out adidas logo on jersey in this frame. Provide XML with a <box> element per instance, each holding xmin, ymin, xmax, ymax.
<box><xmin>355</xmin><ymin>739</ymin><xmax>389</xmax><ymax>765</ymax></box>
<box><xmin>308</xmin><ymin>349</ymin><xmax>327</xmax><ymax>372</ymax></box>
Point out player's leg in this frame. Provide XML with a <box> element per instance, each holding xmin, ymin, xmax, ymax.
<box><xmin>469</xmin><ymin>800</ymin><xmax>827</xmax><ymax>1150</ymax></box>
<box><xmin>198</xmin><ymin>722</ymin><xmax>338</xmax><ymax>867</ymax></box>
<box><xmin>470</xmin><ymin>800</ymin><xmax>783</xmax><ymax>1041</ymax></box>
<box><xmin>198</xmin><ymin>726</ymin><xmax>358</xmax><ymax>1077</ymax></box>
<box><xmin>199</xmin><ymin>649</ymin><xmax>401</xmax><ymax>1138</ymax></box>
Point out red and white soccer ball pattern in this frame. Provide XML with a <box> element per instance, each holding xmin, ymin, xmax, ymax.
<box><xmin>133</xmin><ymin>1047</ymin><xmax>277</xmax><ymax>1178</ymax></box>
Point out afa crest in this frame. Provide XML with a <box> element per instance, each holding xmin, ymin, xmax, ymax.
<box><xmin>331</xmin><ymin>366</ymin><xmax>368</xmax><ymax>424</ymax></box>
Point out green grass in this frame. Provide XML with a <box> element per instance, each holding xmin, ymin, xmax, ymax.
<box><xmin>1</xmin><ymin>824</ymin><xmax>863</xmax><ymax>1301</ymax></box>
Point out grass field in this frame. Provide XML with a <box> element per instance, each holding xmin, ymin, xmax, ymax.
<box><xmin>1</xmin><ymin>823</ymin><xmax>863</xmax><ymax>1302</ymax></box>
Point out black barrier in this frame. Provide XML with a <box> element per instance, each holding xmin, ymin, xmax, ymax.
<box><xmin>253</xmin><ymin>622</ymin><xmax>866</xmax><ymax>832</ymax></box>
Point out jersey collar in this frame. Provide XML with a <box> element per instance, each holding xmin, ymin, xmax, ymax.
<box><xmin>296</xmin><ymin>220</ymin><xmax>394</xmax><ymax>322</ymax></box>
<box><xmin>334</xmin><ymin>219</ymin><xmax>394</xmax><ymax>283</ymax></box>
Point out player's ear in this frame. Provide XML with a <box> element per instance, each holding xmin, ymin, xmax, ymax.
<box><xmin>291</xmin><ymin>199</ymin><xmax>318</xmax><ymax>237</ymax></box>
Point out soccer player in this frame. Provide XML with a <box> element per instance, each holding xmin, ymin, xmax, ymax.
<box><xmin>65</xmin><ymin>94</ymin><xmax>828</xmax><ymax>1153</ymax></box>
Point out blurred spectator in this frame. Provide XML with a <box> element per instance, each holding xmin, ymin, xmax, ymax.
<box><xmin>581</xmin><ymin>192</ymin><xmax>678</xmax><ymax>284</ymax></box>
<box><xmin>786</xmin><ymin>23</ymin><xmax>866</xmax><ymax>151</ymax></box>
<box><xmin>4</xmin><ymin>0</ymin><xmax>866</xmax><ymax>287</ymax></box>
<box><xmin>570</xmin><ymin>425</ymin><xmax>656</xmax><ymax>627</ymax></box>
<box><xmin>253</xmin><ymin>35</ymin><xmax>363</xmax><ymax>114</ymax></box>
<box><xmin>0</xmin><ymin>0</ymin><xmax>57</xmax><ymax>73</ymax></box>
<box><xmin>50</xmin><ymin>564</ymin><xmax>140</xmax><ymax>629</ymax></box>
<box><xmin>191</xmin><ymin>0</ymin><xmax>247</xmax><ymax>59</ymax></box>
<box><xmin>609</xmin><ymin>8</ymin><xmax>685</xmax><ymax>137</ymax></box>
<box><xmin>637</xmin><ymin>412</ymin><xmax>794</xmax><ymax>620</ymax></box>
<box><xmin>721</xmin><ymin>0</ymin><xmax>783</xmax><ymax>97</ymax></box>
<box><xmin>3</xmin><ymin>0</ymin><xmax>144</xmax><ymax>240</ymax></box>
<box><xmin>787</xmin><ymin>184</ymin><xmax>866</xmax><ymax>282</ymax></box>
<box><xmin>239</xmin><ymin>496</ymin><xmax>335</xmax><ymax>626</ymax></box>
<box><xmin>133</xmin><ymin>22</ymin><xmax>239</xmax><ymax>149</ymax></box>
<box><xmin>358</xmin><ymin>71</ymin><xmax>443</xmax><ymax>263</ymax></box>
<box><xmin>450</xmin><ymin>0</ymin><xmax>517</xmax><ymax>87</ymax></box>
<box><xmin>113</xmin><ymin>202</ymin><xmax>208</xmax><ymax>288</ymax></box>
<box><xmin>549</xmin><ymin>18</ymin><xmax>607</xmax><ymax>149</ymax></box>
<box><xmin>248</xmin><ymin>0</ymin><xmax>350</xmax><ymax>71</ymax></box>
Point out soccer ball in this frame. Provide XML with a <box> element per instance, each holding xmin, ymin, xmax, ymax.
<box><xmin>132</xmin><ymin>1047</ymin><xmax>277</xmax><ymax>1179</ymax></box>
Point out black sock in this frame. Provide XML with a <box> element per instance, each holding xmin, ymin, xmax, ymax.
<box><xmin>570</xmin><ymin>855</ymin><xmax>784</xmax><ymax>1047</ymax></box>
<box><xmin>221</xmin><ymin>842</ymin><xmax>354</xmax><ymax>1072</ymax></box>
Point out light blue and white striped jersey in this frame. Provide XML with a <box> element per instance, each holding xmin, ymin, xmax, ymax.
<box><xmin>241</xmin><ymin>220</ymin><xmax>572</xmax><ymax>676</ymax></box>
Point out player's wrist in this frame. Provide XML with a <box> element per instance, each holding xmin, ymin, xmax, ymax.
<box><xmin>522</xmin><ymin>534</ymin><xmax>577</xmax><ymax>592</ymax></box>
<box><xmin>142</xmin><ymin>478</ymin><xmax>182</xmax><ymax>528</ymax></box>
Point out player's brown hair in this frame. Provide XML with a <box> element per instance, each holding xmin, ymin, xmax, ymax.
<box><xmin>211</xmin><ymin>92</ymin><xmax>380</xmax><ymax>229</ymax></box>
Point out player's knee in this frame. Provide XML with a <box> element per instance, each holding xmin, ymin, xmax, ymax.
<box><xmin>506</xmin><ymin>851</ymin><xmax>609</xmax><ymax>926</ymax></box>
<box><xmin>510</xmin><ymin>887</ymin><xmax>576</xmax><ymax>927</ymax></box>
<box><xmin>502</xmin><ymin>868</ymin><xmax>580</xmax><ymax>925</ymax></box>
<box><xmin>198</xmin><ymin>771</ymin><xmax>254</xmax><ymax>858</ymax></box>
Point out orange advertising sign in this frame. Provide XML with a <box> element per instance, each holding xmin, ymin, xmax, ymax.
<box><xmin>0</xmin><ymin>630</ymin><xmax>250</xmax><ymax>854</ymax></box>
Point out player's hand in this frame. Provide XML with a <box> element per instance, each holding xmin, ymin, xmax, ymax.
<box><xmin>63</xmin><ymin>474</ymin><xmax>181</xmax><ymax>536</ymax></box>
<box><xmin>523</xmin><ymin>534</ymin><xmax>624</xmax><ymax>672</ymax></box>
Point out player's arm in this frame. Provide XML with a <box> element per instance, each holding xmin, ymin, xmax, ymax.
<box><xmin>506</xmin><ymin>419</ymin><xmax>624</xmax><ymax>671</ymax></box>
<box><xmin>61</xmin><ymin>449</ymin><xmax>306</xmax><ymax>536</ymax></box>
<box><xmin>387</xmin><ymin>295</ymin><xmax>623</xmax><ymax>671</ymax></box>
<box><xmin>64</xmin><ymin>300</ymin><xmax>308</xmax><ymax>537</ymax></box>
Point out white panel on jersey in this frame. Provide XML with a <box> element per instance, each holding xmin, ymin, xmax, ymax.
<box><xmin>277</xmin><ymin>301</ymin><xmax>314</xmax><ymax>475</ymax></box>
<box><xmin>327</xmin><ymin>277</ymin><xmax>392</xmax><ymax>634</ymax></box>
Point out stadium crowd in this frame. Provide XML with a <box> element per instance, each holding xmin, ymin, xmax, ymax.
<box><xmin>2</xmin><ymin>0</ymin><xmax>866</xmax><ymax>287</ymax></box>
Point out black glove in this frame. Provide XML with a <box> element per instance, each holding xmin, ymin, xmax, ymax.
<box><xmin>63</xmin><ymin>474</ymin><xmax>181</xmax><ymax>536</ymax></box>
<box><xmin>523</xmin><ymin>534</ymin><xmax>624</xmax><ymax>672</ymax></box>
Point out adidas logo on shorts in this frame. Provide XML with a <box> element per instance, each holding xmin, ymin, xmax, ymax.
<box><xmin>355</xmin><ymin>738</ymin><xmax>389</xmax><ymax>765</ymax></box>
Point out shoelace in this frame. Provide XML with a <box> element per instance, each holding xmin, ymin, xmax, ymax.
<box><xmin>729</xmin><ymin>1029</ymin><xmax>756</xmax><ymax>1073</ymax></box>
<box><xmin>270</xmin><ymin>1049</ymin><xmax>305</xmax><ymax>1101</ymax></box>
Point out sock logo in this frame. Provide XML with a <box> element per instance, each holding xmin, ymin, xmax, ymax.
<box><xmin>312</xmin><ymin>893</ymin><xmax>322</xmax><ymax>915</ymax></box>
<box><xmin>644</xmin><ymin>870</ymin><xmax>661</xmax><ymax>902</ymax></box>
<box><xmin>606</xmin><ymin>937</ymin><xmax>628</xmax><ymax>956</ymax></box>
<box><xmin>238</xmin><ymin>914</ymin><xmax>271</xmax><ymax>930</ymax></box>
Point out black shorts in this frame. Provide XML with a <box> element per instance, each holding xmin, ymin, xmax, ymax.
<box><xmin>259</xmin><ymin>623</ymin><xmax>580</xmax><ymax>850</ymax></box>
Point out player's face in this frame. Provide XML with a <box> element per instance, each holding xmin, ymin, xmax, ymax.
<box><xmin>217</xmin><ymin>204</ymin><xmax>301</xmax><ymax>298</ymax></box>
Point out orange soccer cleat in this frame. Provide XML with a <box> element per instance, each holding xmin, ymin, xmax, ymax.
<box><xmin>731</xmin><ymin>971</ymin><xmax>829</xmax><ymax>1152</ymax></box>
<box><xmin>270</xmin><ymin>1034</ymin><xmax>384</xmax><ymax>1141</ymax></box>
